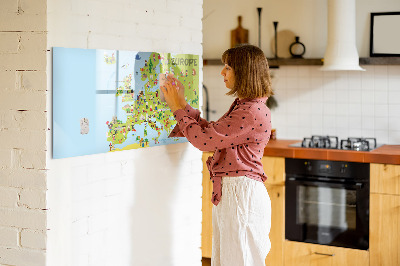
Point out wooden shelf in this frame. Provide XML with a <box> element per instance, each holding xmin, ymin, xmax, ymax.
<box><xmin>203</xmin><ymin>57</ymin><xmax>400</xmax><ymax>67</ymax></box>
<box><xmin>203</xmin><ymin>58</ymin><xmax>323</xmax><ymax>67</ymax></box>
<box><xmin>268</xmin><ymin>58</ymin><xmax>323</xmax><ymax>67</ymax></box>
<box><xmin>359</xmin><ymin>57</ymin><xmax>400</xmax><ymax>65</ymax></box>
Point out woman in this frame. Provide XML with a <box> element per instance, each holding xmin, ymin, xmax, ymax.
<box><xmin>161</xmin><ymin>44</ymin><xmax>273</xmax><ymax>266</ymax></box>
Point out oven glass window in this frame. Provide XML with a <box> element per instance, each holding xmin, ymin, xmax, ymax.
<box><xmin>297</xmin><ymin>186</ymin><xmax>356</xmax><ymax>230</ymax></box>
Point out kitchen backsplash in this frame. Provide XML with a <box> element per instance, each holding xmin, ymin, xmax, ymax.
<box><xmin>203</xmin><ymin>65</ymin><xmax>400</xmax><ymax>145</ymax></box>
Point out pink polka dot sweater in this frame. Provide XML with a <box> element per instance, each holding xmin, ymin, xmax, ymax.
<box><xmin>169</xmin><ymin>97</ymin><xmax>272</xmax><ymax>206</ymax></box>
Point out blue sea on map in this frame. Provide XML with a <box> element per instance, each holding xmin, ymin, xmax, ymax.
<box><xmin>53</xmin><ymin>47</ymin><xmax>198</xmax><ymax>159</ymax></box>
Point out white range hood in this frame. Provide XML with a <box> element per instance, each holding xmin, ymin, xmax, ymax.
<box><xmin>320</xmin><ymin>0</ymin><xmax>365</xmax><ymax>71</ymax></box>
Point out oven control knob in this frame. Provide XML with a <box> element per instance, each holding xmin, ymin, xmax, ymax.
<box><xmin>304</xmin><ymin>162</ymin><xmax>312</xmax><ymax>171</ymax></box>
<box><xmin>340</xmin><ymin>164</ymin><xmax>347</xmax><ymax>174</ymax></box>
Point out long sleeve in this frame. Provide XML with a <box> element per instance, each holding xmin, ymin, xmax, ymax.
<box><xmin>171</xmin><ymin>97</ymin><xmax>271</xmax><ymax>206</ymax></box>
<box><xmin>169</xmin><ymin>104</ymin><xmax>210</xmax><ymax>137</ymax></box>
<box><xmin>172</xmin><ymin>105</ymin><xmax>258</xmax><ymax>152</ymax></box>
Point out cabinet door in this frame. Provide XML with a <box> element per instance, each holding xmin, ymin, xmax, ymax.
<box><xmin>262</xmin><ymin>156</ymin><xmax>285</xmax><ymax>185</ymax></box>
<box><xmin>370</xmin><ymin>163</ymin><xmax>400</xmax><ymax>195</ymax></box>
<box><xmin>202</xmin><ymin>152</ymin><xmax>213</xmax><ymax>258</ymax></box>
<box><xmin>265</xmin><ymin>184</ymin><xmax>284</xmax><ymax>266</ymax></box>
<box><xmin>370</xmin><ymin>193</ymin><xmax>400</xmax><ymax>266</ymax></box>
<box><xmin>284</xmin><ymin>241</ymin><xmax>369</xmax><ymax>266</ymax></box>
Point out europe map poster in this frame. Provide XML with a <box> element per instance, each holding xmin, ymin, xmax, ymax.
<box><xmin>52</xmin><ymin>47</ymin><xmax>199</xmax><ymax>159</ymax></box>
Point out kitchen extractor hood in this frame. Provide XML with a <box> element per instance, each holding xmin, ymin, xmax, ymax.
<box><xmin>320</xmin><ymin>0</ymin><xmax>365</xmax><ymax>71</ymax></box>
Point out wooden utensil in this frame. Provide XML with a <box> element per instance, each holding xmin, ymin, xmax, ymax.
<box><xmin>231</xmin><ymin>16</ymin><xmax>249</xmax><ymax>48</ymax></box>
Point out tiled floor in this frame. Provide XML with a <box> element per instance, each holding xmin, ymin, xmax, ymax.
<box><xmin>202</xmin><ymin>257</ymin><xmax>211</xmax><ymax>266</ymax></box>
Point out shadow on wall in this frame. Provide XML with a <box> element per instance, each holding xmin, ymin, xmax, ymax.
<box><xmin>129</xmin><ymin>143</ymin><xmax>192</xmax><ymax>265</ymax></box>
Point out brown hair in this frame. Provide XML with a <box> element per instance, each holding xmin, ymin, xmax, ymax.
<box><xmin>221</xmin><ymin>44</ymin><xmax>273</xmax><ymax>99</ymax></box>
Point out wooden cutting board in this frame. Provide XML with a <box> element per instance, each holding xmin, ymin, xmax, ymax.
<box><xmin>231</xmin><ymin>16</ymin><xmax>249</xmax><ymax>48</ymax></box>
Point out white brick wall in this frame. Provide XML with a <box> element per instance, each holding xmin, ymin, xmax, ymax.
<box><xmin>2</xmin><ymin>0</ymin><xmax>203</xmax><ymax>265</ymax></box>
<box><xmin>0</xmin><ymin>169</ymin><xmax>47</xmax><ymax>189</ymax></box>
<box><xmin>21</xmin><ymin>229</ymin><xmax>47</xmax><ymax>250</ymax></box>
<box><xmin>0</xmin><ymin>247</ymin><xmax>46</xmax><ymax>266</ymax></box>
<box><xmin>0</xmin><ymin>227</ymin><xmax>19</xmax><ymax>247</ymax></box>
<box><xmin>0</xmin><ymin>187</ymin><xmax>19</xmax><ymax>208</ymax></box>
<box><xmin>0</xmin><ymin>0</ymin><xmax>46</xmax><ymax>32</ymax></box>
<box><xmin>46</xmin><ymin>1</ymin><xmax>203</xmax><ymax>266</ymax></box>
<box><xmin>0</xmin><ymin>0</ymin><xmax>48</xmax><ymax>265</ymax></box>
<box><xmin>0</xmin><ymin>208</ymin><xmax>46</xmax><ymax>230</ymax></box>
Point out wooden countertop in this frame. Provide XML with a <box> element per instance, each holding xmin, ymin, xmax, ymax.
<box><xmin>263</xmin><ymin>139</ymin><xmax>400</xmax><ymax>165</ymax></box>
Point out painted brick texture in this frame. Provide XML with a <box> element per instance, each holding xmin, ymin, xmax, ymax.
<box><xmin>21</xmin><ymin>229</ymin><xmax>47</xmax><ymax>250</ymax></box>
<box><xmin>46</xmin><ymin>0</ymin><xmax>203</xmax><ymax>266</ymax></box>
<box><xmin>2</xmin><ymin>1</ymin><xmax>203</xmax><ymax>266</ymax></box>
<box><xmin>0</xmin><ymin>227</ymin><xmax>19</xmax><ymax>247</ymax></box>
<box><xmin>0</xmin><ymin>0</ymin><xmax>48</xmax><ymax>265</ymax></box>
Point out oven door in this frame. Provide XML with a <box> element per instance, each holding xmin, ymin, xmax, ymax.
<box><xmin>285</xmin><ymin>177</ymin><xmax>369</xmax><ymax>250</ymax></box>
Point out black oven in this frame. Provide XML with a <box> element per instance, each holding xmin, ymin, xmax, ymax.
<box><xmin>285</xmin><ymin>158</ymin><xmax>369</xmax><ymax>250</ymax></box>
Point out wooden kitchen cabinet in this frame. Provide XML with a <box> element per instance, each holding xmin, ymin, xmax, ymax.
<box><xmin>370</xmin><ymin>163</ymin><xmax>400</xmax><ymax>195</ymax></box>
<box><xmin>370</xmin><ymin>193</ymin><xmax>400</xmax><ymax>266</ymax></box>
<box><xmin>370</xmin><ymin>163</ymin><xmax>400</xmax><ymax>266</ymax></box>
<box><xmin>262</xmin><ymin>156</ymin><xmax>285</xmax><ymax>266</ymax></box>
<box><xmin>202</xmin><ymin>152</ymin><xmax>213</xmax><ymax>258</ymax></box>
<box><xmin>201</xmin><ymin>154</ymin><xmax>286</xmax><ymax>266</ymax></box>
<box><xmin>261</xmin><ymin>156</ymin><xmax>285</xmax><ymax>186</ymax></box>
<box><xmin>284</xmin><ymin>241</ymin><xmax>369</xmax><ymax>266</ymax></box>
<box><xmin>264</xmin><ymin>184</ymin><xmax>285</xmax><ymax>266</ymax></box>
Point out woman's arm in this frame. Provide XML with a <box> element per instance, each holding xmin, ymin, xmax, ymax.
<box><xmin>161</xmin><ymin>75</ymin><xmax>211</xmax><ymax>137</ymax></box>
<box><xmin>163</xmin><ymin>77</ymin><xmax>266</xmax><ymax>151</ymax></box>
<box><xmin>172</xmin><ymin>106</ymin><xmax>257</xmax><ymax>152</ymax></box>
<box><xmin>169</xmin><ymin>103</ymin><xmax>212</xmax><ymax>137</ymax></box>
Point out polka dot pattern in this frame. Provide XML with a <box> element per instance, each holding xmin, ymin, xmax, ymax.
<box><xmin>169</xmin><ymin>97</ymin><xmax>272</xmax><ymax>206</ymax></box>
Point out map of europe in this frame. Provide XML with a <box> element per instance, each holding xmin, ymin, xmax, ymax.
<box><xmin>52</xmin><ymin>47</ymin><xmax>199</xmax><ymax>159</ymax></box>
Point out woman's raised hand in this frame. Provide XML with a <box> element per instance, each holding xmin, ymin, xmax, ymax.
<box><xmin>171</xmin><ymin>75</ymin><xmax>186</xmax><ymax>107</ymax></box>
<box><xmin>160</xmin><ymin>74</ymin><xmax>187</xmax><ymax>113</ymax></box>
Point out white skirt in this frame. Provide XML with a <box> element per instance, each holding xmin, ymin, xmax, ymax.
<box><xmin>212</xmin><ymin>176</ymin><xmax>271</xmax><ymax>266</ymax></box>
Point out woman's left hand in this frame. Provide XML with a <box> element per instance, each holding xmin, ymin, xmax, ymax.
<box><xmin>160</xmin><ymin>75</ymin><xmax>186</xmax><ymax>113</ymax></box>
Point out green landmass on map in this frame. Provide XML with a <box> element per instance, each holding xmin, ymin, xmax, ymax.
<box><xmin>105</xmin><ymin>52</ymin><xmax>199</xmax><ymax>151</ymax></box>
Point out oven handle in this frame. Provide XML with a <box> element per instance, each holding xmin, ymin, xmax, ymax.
<box><xmin>313</xmin><ymin>252</ymin><xmax>335</xmax><ymax>257</ymax></box>
<box><xmin>286</xmin><ymin>177</ymin><xmax>364</xmax><ymax>189</ymax></box>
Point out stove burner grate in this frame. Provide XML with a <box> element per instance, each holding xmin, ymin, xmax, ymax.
<box><xmin>301</xmin><ymin>135</ymin><xmax>339</xmax><ymax>149</ymax></box>
<box><xmin>298</xmin><ymin>136</ymin><xmax>378</xmax><ymax>151</ymax></box>
<box><xmin>340</xmin><ymin>137</ymin><xmax>377</xmax><ymax>151</ymax></box>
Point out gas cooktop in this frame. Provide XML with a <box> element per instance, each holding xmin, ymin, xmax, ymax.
<box><xmin>289</xmin><ymin>135</ymin><xmax>383</xmax><ymax>151</ymax></box>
